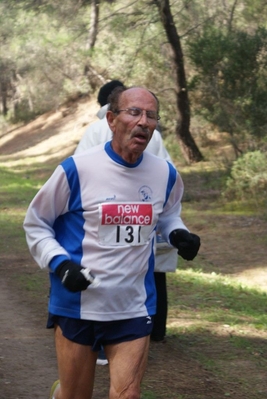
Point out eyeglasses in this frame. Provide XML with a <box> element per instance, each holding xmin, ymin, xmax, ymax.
<box><xmin>114</xmin><ymin>107</ymin><xmax>160</xmax><ymax>121</ymax></box>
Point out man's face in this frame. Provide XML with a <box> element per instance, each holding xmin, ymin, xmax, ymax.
<box><xmin>107</xmin><ymin>88</ymin><xmax>158</xmax><ymax>163</ymax></box>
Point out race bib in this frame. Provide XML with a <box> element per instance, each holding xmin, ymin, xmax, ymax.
<box><xmin>98</xmin><ymin>202</ymin><xmax>153</xmax><ymax>246</ymax></box>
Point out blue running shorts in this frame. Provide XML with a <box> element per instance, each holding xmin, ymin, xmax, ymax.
<box><xmin>47</xmin><ymin>313</ymin><xmax>154</xmax><ymax>351</ymax></box>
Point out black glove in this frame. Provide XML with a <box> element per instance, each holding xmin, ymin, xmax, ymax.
<box><xmin>55</xmin><ymin>260</ymin><xmax>91</xmax><ymax>293</ymax></box>
<box><xmin>169</xmin><ymin>229</ymin><xmax>200</xmax><ymax>261</ymax></box>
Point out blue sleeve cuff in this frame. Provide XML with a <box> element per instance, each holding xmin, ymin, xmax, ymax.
<box><xmin>49</xmin><ymin>255</ymin><xmax>69</xmax><ymax>272</ymax></box>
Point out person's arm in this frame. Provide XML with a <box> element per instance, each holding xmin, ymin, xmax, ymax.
<box><xmin>157</xmin><ymin>166</ymin><xmax>188</xmax><ymax>237</ymax></box>
<box><xmin>23</xmin><ymin>162</ymin><xmax>95</xmax><ymax>291</ymax></box>
<box><xmin>23</xmin><ymin>165</ymin><xmax>71</xmax><ymax>269</ymax></box>
<box><xmin>157</xmin><ymin>164</ymin><xmax>200</xmax><ymax>260</ymax></box>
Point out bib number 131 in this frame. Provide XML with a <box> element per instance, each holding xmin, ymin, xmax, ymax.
<box><xmin>98</xmin><ymin>224</ymin><xmax>150</xmax><ymax>246</ymax></box>
<box><xmin>116</xmin><ymin>225</ymin><xmax>141</xmax><ymax>243</ymax></box>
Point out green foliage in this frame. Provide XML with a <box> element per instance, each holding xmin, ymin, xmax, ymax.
<box><xmin>0</xmin><ymin>0</ymin><xmax>180</xmax><ymax>132</ymax></box>
<box><xmin>242</xmin><ymin>0</ymin><xmax>267</xmax><ymax>26</ymax></box>
<box><xmin>0</xmin><ymin>1</ymin><xmax>93</xmax><ymax>120</ymax></box>
<box><xmin>223</xmin><ymin>150</ymin><xmax>267</xmax><ymax>202</ymax></box>
<box><xmin>1</xmin><ymin>0</ymin><xmax>267</xmax><ymax>156</ymax></box>
<box><xmin>188</xmin><ymin>25</ymin><xmax>267</xmax><ymax>150</ymax></box>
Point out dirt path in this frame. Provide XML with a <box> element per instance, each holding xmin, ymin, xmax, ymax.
<box><xmin>0</xmin><ymin>277</ymin><xmax>57</xmax><ymax>399</ymax></box>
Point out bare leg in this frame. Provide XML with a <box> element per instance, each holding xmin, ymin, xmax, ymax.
<box><xmin>54</xmin><ymin>324</ymin><xmax>97</xmax><ymax>399</ymax></box>
<box><xmin>105</xmin><ymin>336</ymin><xmax>150</xmax><ymax>399</ymax></box>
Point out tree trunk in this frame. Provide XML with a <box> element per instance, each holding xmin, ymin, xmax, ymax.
<box><xmin>0</xmin><ymin>80</ymin><xmax>8</xmax><ymax>116</ymax></box>
<box><xmin>153</xmin><ymin>0</ymin><xmax>203</xmax><ymax>163</ymax></box>
<box><xmin>84</xmin><ymin>0</ymin><xmax>105</xmax><ymax>90</ymax></box>
<box><xmin>86</xmin><ymin>0</ymin><xmax>100</xmax><ymax>50</ymax></box>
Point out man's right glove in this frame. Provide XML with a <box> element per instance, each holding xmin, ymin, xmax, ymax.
<box><xmin>55</xmin><ymin>260</ymin><xmax>92</xmax><ymax>293</ymax></box>
<box><xmin>169</xmin><ymin>229</ymin><xmax>200</xmax><ymax>261</ymax></box>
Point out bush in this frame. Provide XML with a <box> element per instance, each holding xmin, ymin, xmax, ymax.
<box><xmin>223</xmin><ymin>151</ymin><xmax>267</xmax><ymax>201</ymax></box>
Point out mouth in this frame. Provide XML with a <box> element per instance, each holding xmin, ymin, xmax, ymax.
<box><xmin>132</xmin><ymin>130</ymin><xmax>149</xmax><ymax>145</ymax></box>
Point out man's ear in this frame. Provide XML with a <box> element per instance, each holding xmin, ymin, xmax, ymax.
<box><xmin>106</xmin><ymin>110</ymin><xmax>116</xmax><ymax>132</ymax></box>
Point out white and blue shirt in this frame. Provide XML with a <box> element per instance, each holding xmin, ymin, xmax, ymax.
<box><xmin>23</xmin><ymin>141</ymin><xmax>187</xmax><ymax>321</ymax></box>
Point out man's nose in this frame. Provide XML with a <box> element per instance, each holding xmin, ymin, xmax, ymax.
<box><xmin>138</xmin><ymin>110</ymin><xmax>149</xmax><ymax>125</ymax></box>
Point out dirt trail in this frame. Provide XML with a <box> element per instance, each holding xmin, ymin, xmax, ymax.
<box><xmin>0</xmin><ymin>278</ymin><xmax>57</xmax><ymax>399</ymax></box>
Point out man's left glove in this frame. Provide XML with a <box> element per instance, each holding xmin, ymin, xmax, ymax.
<box><xmin>55</xmin><ymin>260</ymin><xmax>91</xmax><ymax>293</ymax></box>
<box><xmin>169</xmin><ymin>229</ymin><xmax>200</xmax><ymax>261</ymax></box>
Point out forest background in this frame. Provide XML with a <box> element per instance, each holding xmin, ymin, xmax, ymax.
<box><xmin>1</xmin><ymin>0</ymin><xmax>267</xmax><ymax>180</ymax></box>
<box><xmin>1</xmin><ymin>1</ymin><xmax>267</xmax><ymax>398</ymax></box>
